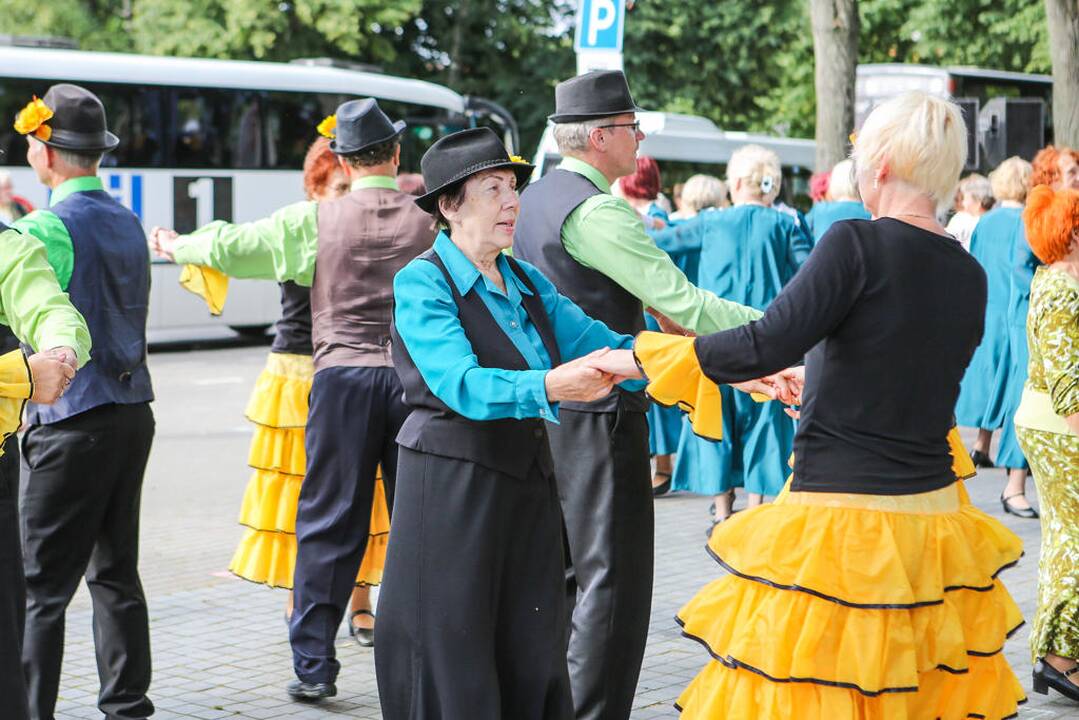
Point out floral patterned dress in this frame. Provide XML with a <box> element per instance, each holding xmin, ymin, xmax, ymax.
<box><xmin>1015</xmin><ymin>265</ymin><xmax>1079</xmax><ymax>662</ymax></box>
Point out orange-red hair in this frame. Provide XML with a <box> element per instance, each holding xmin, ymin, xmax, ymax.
<box><xmin>1023</xmin><ymin>184</ymin><xmax>1079</xmax><ymax>264</ymax></box>
<box><xmin>620</xmin><ymin>156</ymin><xmax>661</xmax><ymax>200</ymax></box>
<box><xmin>302</xmin><ymin>137</ymin><xmax>340</xmax><ymax>200</ymax></box>
<box><xmin>1030</xmin><ymin>145</ymin><xmax>1079</xmax><ymax>189</ymax></box>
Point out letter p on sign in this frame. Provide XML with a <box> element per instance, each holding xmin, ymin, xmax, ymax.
<box><xmin>574</xmin><ymin>0</ymin><xmax>625</xmax><ymax>53</ymax></box>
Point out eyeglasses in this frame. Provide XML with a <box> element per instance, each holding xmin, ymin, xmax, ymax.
<box><xmin>597</xmin><ymin>121</ymin><xmax>641</xmax><ymax>133</ymax></box>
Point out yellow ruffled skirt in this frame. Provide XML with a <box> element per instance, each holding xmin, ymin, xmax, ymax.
<box><xmin>629</xmin><ymin>331</ymin><xmax>1026</xmax><ymax>719</ymax></box>
<box><xmin>228</xmin><ymin>352</ymin><xmax>390</xmax><ymax>588</ymax></box>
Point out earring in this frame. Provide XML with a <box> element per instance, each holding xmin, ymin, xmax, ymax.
<box><xmin>873</xmin><ymin>178</ymin><xmax>879</xmax><ymax>190</ymax></box>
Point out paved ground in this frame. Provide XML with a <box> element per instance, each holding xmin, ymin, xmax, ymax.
<box><xmin>45</xmin><ymin>345</ymin><xmax>1079</xmax><ymax>719</ymax></box>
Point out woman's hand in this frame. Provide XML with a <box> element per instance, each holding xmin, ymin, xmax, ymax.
<box><xmin>730</xmin><ymin>366</ymin><xmax>804</xmax><ymax>405</ymax></box>
<box><xmin>545</xmin><ymin>349</ymin><xmax>617</xmax><ymax>403</ymax></box>
<box><xmin>28</xmin><ymin>352</ymin><xmax>76</xmax><ymax>404</ymax></box>
<box><xmin>149</xmin><ymin>227</ymin><xmax>181</xmax><ymax>262</ymax></box>
<box><xmin>584</xmin><ymin>348</ymin><xmax>644</xmax><ymax>383</ymax></box>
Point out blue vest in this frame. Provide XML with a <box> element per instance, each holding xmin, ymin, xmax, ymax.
<box><xmin>27</xmin><ymin>188</ymin><xmax>154</xmax><ymax>424</ymax></box>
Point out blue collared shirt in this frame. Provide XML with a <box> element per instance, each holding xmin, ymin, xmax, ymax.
<box><xmin>393</xmin><ymin>232</ymin><xmax>642</xmax><ymax>423</ymax></box>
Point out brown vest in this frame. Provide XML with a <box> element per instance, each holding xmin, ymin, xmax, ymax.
<box><xmin>311</xmin><ymin>185</ymin><xmax>436</xmax><ymax>371</ymax></box>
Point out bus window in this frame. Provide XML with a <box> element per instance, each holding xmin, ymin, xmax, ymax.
<box><xmin>261</xmin><ymin>91</ymin><xmax>344</xmax><ymax>169</ymax></box>
<box><xmin>92</xmin><ymin>84</ymin><xmax>167</xmax><ymax>167</ymax></box>
<box><xmin>0</xmin><ymin>78</ymin><xmax>46</xmax><ymax>164</ymax></box>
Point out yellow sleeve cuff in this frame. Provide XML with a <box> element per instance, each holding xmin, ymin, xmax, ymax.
<box><xmin>947</xmin><ymin>425</ymin><xmax>976</xmax><ymax>480</ymax></box>
<box><xmin>0</xmin><ymin>349</ymin><xmax>32</xmax><ymax>454</ymax></box>
<box><xmin>179</xmin><ymin>264</ymin><xmax>230</xmax><ymax>316</ymax></box>
<box><xmin>633</xmin><ymin>331</ymin><xmax>724</xmax><ymax>440</ymax></box>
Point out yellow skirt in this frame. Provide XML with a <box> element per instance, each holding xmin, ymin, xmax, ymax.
<box><xmin>228</xmin><ymin>352</ymin><xmax>390</xmax><ymax>589</ymax></box>
<box><xmin>676</xmin><ymin>480</ymin><xmax>1026</xmax><ymax>719</ymax></box>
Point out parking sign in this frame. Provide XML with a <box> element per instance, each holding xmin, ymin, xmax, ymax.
<box><xmin>574</xmin><ymin>0</ymin><xmax>626</xmax><ymax>53</ymax></box>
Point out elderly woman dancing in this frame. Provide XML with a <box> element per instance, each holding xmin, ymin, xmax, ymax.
<box><xmin>1017</xmin><ymin>184</ymin><xmax>1079</xmax><ymax>702</ymax></box>
<box><xmin>593</xmin><ymin>91</ymin><xmax>1025</xmax><ymax>719</ymax></box>
<box><xmin>374</xmin><ymin>128</ymin><xmax>649</xmax><ymax>719</ymax></box>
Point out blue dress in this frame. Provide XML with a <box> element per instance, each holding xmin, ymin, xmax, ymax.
<box><xmin>643</xmin><ymin>207</ymin><xmax>708</xmax><ymax>455</ymax></box>
<box><xmin>955</xmin><ymin>207</ymin><xmax>1022</xmax><ymax>432</ymax></box>
<box><xmin>656</xmin><ymin>205</ymin><xmax>811</xmax><ymax>496</ymax></box>
<box><xmin>995</xmin><ymin>225</ymin><xmax>1041</xmax><ymax>470</ymax></box>
<box><xmin>805</xmin><ymin>200</ymin><xmax>871</xmax><ymax>244</ymax></box>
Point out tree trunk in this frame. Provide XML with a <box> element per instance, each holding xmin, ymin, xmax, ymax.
<box><xmin>809</xmin><ymin>0</ymin><xmax>859</xmax><ymax>172</ymax></box>
<box><xmin>1045</xmin><ymin>0</ymin><xmax>1079</xmax><ymax>147</ymax></box>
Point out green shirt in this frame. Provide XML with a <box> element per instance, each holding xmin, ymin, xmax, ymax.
<box><xmin>11</xmin><ymin>175</ymin><xmax>105</xmax><ymax>290</ymax></box>
<box><xmin>172</xmin><ymin>175</ymin><xmax>401</xmax><ymax>285</ymax></box>
<box><xmin>558</xmin><ymin>157</ymin><xmax>762</xmax><ymax>333</ymax></box>
<box><xmin>0</xmin><ymin>226</ymin><xmax>91</xmax><ymax>365</ymax></box>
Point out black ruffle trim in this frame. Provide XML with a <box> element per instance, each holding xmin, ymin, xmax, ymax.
<box><xmin>707</xmin><ymin>544</ymin><xmax>1022</xmax><ymax>609</ymax></box>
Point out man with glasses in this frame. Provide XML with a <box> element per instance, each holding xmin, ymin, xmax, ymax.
<box><xmin>513</xmin><ymin>70</ymin><xmax>762</xmax><ymax>720</ymax></box>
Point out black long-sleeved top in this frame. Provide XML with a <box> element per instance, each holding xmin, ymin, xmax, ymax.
<box><xmin>695</xmin><ymin>218</ymin><xmax>987</xmax><ymax>495</ymax></box>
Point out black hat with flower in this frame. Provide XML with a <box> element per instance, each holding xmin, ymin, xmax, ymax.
<box><xmin>13</xmin><ymin>83</ymin><xmax>119</xmax><ymax>153</ymax></box>
<box><xmin>413</xmin><ymin>128</ymin><xmax>534</xmax><ymax>213</ymax></box>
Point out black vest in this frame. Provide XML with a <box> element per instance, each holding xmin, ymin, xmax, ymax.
<box><xmin>271</xmin><ymin>281</ymin><xmax>313</xmax><ymax>356</ymax></box>
<box><xmin>392</xmin><ymin>249</ymin><xmax>560</xmax><ymax>481</ymax></box>
<box><xmin>514</xmin><ymin>167</ymin><xmax>647</xmax><ymax>413</ymax></box>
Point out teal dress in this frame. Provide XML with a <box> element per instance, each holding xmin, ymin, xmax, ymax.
<box><xmin>644</xmin><ymin>201</ymin><xmax>689</xmax><ymax>455</ymax></box>
<box><xmin>996</xmin><ymin>225</ymin><xmax>1040</xmax><ymax>470</ymax></box>
<box><xmin>805</xmin><ymin>200</ymin><xmax>871</xmax><ymax>244</ymax></box>
<box><xmin>955</xmin><ymin>207</ymin><xmax>1022</xmax><ymax>433</ymax></box>
<box><xmin>653</xmin><ymin>205</ymin><xmax>811</xmax><ymax>496</ymax></box>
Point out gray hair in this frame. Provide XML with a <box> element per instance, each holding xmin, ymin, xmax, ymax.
<box><xmin>958</xmin><ymin>173</ymin><xmax>994</xmax><ymax>211</ymax></box>
<box><xmin>552</xmin><ymin>118</ymin><xmax>608</xmax><ymax>154</ymax></box>
<box><xmin>680</xmin><ymin>174</ymin><xmax>727</xmax><ymax>215</ymax></box>
<box><xmin>54</xmin><ymin>148</ymin><xmax>102</xmax><ymax>171</ymax></box>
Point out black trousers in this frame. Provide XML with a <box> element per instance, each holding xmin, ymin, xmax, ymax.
<box><xmin>20</xmin><ymin>402</ymin><xmax>155</xmax><ymax>720</ymax></box>
<box><xmin>375</xmin><ymin>447</ymin><xmax>573</xmax><ymax>720</ymax></box>
<box><xmin>546</xmin><ymin>409</ymin><xmax>653</xmax><ymax>720</ymax></box>
<box><xmin>0</xmin><ymin>435</ymin><xmax>30</xmax><ymax>720</ymax></box>
<box><xmin>290</xmin><ymin>365</ymin><xmax>407</xmax><ymax>684</ymax></box>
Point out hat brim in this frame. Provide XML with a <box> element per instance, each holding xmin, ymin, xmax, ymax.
<box><xmin>38</xmin><ymin>130</ymin><xmax>120</xmax><ymax>153</ymax></box>
<box><xmin>547</xmin><ymin>105</ymin><xmax>645</xmax><ymax>124</ymax></box>
<box><xmin>415</xmin><ymin>159</ymin><xmax>535</xmax><ymax>214</ymax></box>
<box><xmin>331</xmin><ymin>120</ymin><xmax>407</xmax><ymax>155</ymax></box>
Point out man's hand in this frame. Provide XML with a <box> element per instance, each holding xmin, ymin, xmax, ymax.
<box><xmin>43</xmin><ymin>346</ymin><xmax>77</xmax><ymax>370</ymax></box>
<box><xmin>27</xmin><ymin>352</ymin><xmax>75</xmax><ymax>404</ymax></box>
<box><xmin>149</xmin><ymin>227</ymin><xmax>181</xmax><ymax>262</ymax></box>
<box><xmin>646</xmin><ymin>308</ymin><xmax>695</xmax><ymax>337</ymax></box>
<box><xmin>584</xmin><ymin>348</ymin><xmax>643</xmax><ymax>384</ymax></box>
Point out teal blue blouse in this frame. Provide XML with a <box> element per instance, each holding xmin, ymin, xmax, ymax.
<box><xmin>393</xmin><ymin>232</ymin><xmax>641</xmax><ymax>423</ymax></box>
<box><xmin>805</xmin><ymin>200</ymin><xmax>872</xmax><ymax>244</ymax></box>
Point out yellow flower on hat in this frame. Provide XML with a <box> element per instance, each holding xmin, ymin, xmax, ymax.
<box><xmin>509</xmin><ymin>154</ymin><xmax>528</xmax><ymax>164</ymax></box>
<box><xmin>317</xmin><ymin>114</ymin><xmax>337</xmax><ymax>139</ymax></box>
<box><xmin>13</xmin><ymin>96</ymin><xmax>54</xmax><ymax>141</ymax></box>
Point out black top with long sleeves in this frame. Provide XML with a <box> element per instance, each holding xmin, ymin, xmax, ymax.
<box><xmin>694</xmin><ymin>218</ymin><xmax>987</xmax><ymax>495</ymax></box>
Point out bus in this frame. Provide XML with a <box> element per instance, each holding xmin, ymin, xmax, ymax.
<box><xmin>531</xmin><ymin>112</ymin><xmax>817</xmax><ymax>210</ymax></box>
<box><xmin>0</xmin><ymin>44</ymin><xmax>518</xmax><ymax>341</ymax></box>
<box><xmin>856</xmin><ymin>64</ymin><xmax>1053</xmax><ymax>170</ymax></box>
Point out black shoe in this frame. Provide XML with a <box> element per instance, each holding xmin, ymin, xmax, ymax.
<box><xmin>652</xmin><ymin>472</ymin><xmax>672</xmax><ymax>497</ymax></box>
<box><xmin>970</xmin><ymin>450</ymin><xmax>994</xmax><ymax>468</ymax></box>
<box><xmin>1033</xmin><ymin>659</ymin><xmax>1079</xmax><ymax>701</ymax></box>
<box><xmin>286</xmin><ymin>680</ymin><xmax>336</xmax><ymax>702</ymax></box>
<box><xmin>1001</xmin><ymin>492</ymin><xmax>1040</xmax><ymax>519</ymax></box>
<box><xmin>349</xmin><ymin>609</ymin><xmax>375</xmax><ymax>648</ymax></box>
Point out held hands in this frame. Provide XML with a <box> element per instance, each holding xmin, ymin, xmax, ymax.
<box><xmin>28</xmin><ymin>351</ymin><xmax>76</xmax><ymax>404</ymax></box>
<box><xmin>545</xmin><ymin>348</ymin><xmax>619</xmax><ymax>403</ymax></box>
<box><xmin>583</xmin><ymin>348</ymin><xmax>643</xmax><ymax>383</ymax></box>
<box><xmin>730</xmin><ymin>366</ymin><xmax>804</xmax><ymax>413</ymax></box>
<box><xmin>149</xmin><ymin>227</ymin><xmax>181</xmax><ymax>262</ymax></box>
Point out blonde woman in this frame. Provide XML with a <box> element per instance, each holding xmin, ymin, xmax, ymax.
<box><xmin>955</xmin><ymin>157</ymin><xmax>1036</xmax><ymax>517</ymax></box>
<box><xmin>804</xmin><ymin>159</ymin><xmax>871</xmax><ymax>243</ymax></box>
<box><xmin>594</xmin><ymin>91</ymin><xmax>1025</xmax><ymax>718</ymax></box>
<box><xmin>651</xmin><ymin>146</ymin><xmax>811</xmax><ymax>527</ymax></box>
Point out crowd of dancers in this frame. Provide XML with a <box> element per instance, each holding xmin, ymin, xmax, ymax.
<box><xmin>0</xmin><ymin>66</ymin><xmax>1075</xmax><ymax>720</ymax></box>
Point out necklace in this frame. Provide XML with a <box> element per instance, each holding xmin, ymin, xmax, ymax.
<box><xmin>892</xmin><ymin>211</ymin><xmax>936</xmax><ymax>222</ymax></box>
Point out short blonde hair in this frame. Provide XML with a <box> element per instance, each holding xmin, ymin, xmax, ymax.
<box><xmin>680</xmin><ymin>174</ymin><xmax>727</xmax><ymax>214</ymax></box>
<box><xmin>957</xmin><ymin>173</ymin><xmax>994</xmax><ymax>210</ymax></box>
<box><xmin>727</xmin><ymin>144</ymin><xmax>782</xmax><ymax>201</ymax></box>
<box><xmin>852</xmin><ymin>91</ymin><xmax>967</xmax><ymax>204</ymax></box>
<box><xmin>989</xmin><ymin>157</ymin><xmax>1033</xmax><ymax>203</ymax></box>
<box><xmin>827</xmin><ymin>159</ymin><xmax>858</xmax><ymax>201</ymax></box>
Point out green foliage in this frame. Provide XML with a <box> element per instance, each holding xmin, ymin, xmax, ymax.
<box><xmin>0</xmin><ymin>0</ymin><xmax>1050</xmax><ymax>153</ymax></box>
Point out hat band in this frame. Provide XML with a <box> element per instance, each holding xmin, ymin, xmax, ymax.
<box><xmin>44</xmin><ymin>127</ymin><xmax>113</xmax><ymax>148</ymax></box>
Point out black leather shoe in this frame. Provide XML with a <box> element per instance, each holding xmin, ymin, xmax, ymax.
<box><xmin>652</xmin><ymin>472</ymin><xmax>672</xmax><ymax>497</ymax></box>
<box><xmin>286</xmin><ymin>680</ymin><xmax>336</xmax><ymax>702</ymax></box>
<box><xmin>349</xmin><ymin>609</ymin><xmax>375</xmax><ymax>648</ymax></box>
<box><xmin>1001</xmin><ymin>492</ymin><xmax>1040</xmax><ymax>519</ymax></box>
<box><xmin>970</xmin><ymin>450</ymin><xmax>994</xmax><ymax>468</ymax></box>
<box><xmin>1033</xmin><ymin>659</ymin><xmax>1079</xmax><ymax>701</ymax></box>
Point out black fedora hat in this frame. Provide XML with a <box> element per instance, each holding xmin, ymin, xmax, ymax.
<box><xmin>327</xmin><ymin>98</ymin><xmax>406</xmax><ymax>155</ymax></box>
<box><xmin>548</xmin><ymin>70</ymin><xmax>644</xmax><ymax>124</ymax></box>
<box><xmin>13</xmin><ymin>83</ymin><xmax>119</xmax><ymax>153</ymax></box>
<box><xmin>415</xmin><ymin>128</ymin><xmax>534</xmax><ymax>213</ymax></box>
